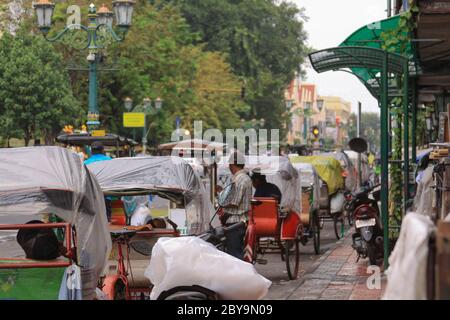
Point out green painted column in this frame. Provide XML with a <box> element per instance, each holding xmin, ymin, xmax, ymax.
<box><xmin>86</xmin><ymin>58</ymin><xmax>99</xmax><ymax>129</ymax></box>
<box><xmin>381</xmin><ymin>51</ymin><xmax>390</xmax><ymax>270</ymax></box>
<box><xmin>411</xmin><ymin>80</ymin><xmax>417</xmax><ymax>164</ymax></box>
<box><xmin>403</xmin><ymin>61</ymin><xmax>409</xmax><ymax>215</ymax></box>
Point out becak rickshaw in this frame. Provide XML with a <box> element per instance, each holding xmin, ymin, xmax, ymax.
<box><xmin>217</xmin><ymin>155</ymin><xmax>304</xmax><ymax>280</ymax></box>
<box><xmin>289</xmin><ymin>155</ymin><xmax>346</xmax><ymax>240</ymax></box>
<box><xmin>0</xmin><ymin>146</ymin><xmax>111</xmax><ymax>300</ymax></box>
<box><xmin>86</xmin><ymin>156</ymin><xmax>213</xmax><ymax>299</ymax></box>
<box><xmin>292</xmin><ymin>162</ymin><xmax>322</xmax><ymax>254</ymax></box>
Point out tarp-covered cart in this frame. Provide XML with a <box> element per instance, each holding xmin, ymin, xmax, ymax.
<box><xmin>0</xmin><ymin>147</ymin><xmax>111</xmax><ymax>300</ymax></box>
<box><xmin>87</xmin><ymin>156</ymin><xmax>213</xmax><ymax>299</ymax></box>
<box><xmin>289</xmin><ymin>155</ymin><xmax>347</xmax><ymax>240</ymax></box>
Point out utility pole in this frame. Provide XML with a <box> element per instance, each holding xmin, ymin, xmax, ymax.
<box><xmin>387</xmin><ymin>0</ymin><xmax>392</xmax><ymax>18</ymax></box>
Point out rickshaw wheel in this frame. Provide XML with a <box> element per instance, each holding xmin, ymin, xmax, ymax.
<box><xmin>114</xmin><ymin>280</ymin><xmax>127</xmax><ymax>300</ymax></box>
<box><xmin>333</xmin><ymin>213</ymin><xmax>345</xmax><ymax>240</ymax></box>
<box><xmin>284</xmin><ymin>240</ymin><xmax>300</xmax><ymax>280</ymax></box>
<box><xmin>347</xmin><ymin>209</ymin><xmax>354</xmax><ymax>226</ymax></box>
<box><xmin>312</xmin><ymin>211</ymin><xmax>320</xmax><ymax>255</ymax></box>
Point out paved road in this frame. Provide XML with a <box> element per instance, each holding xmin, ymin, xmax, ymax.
<box><xmin>255</xmin><ymin>219</ymin><xmax>352</xmax><ymax>300</ymax></box>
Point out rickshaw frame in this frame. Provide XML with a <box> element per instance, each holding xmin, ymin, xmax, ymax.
<box><xmin>0</xmin><ymin>223</ymin><xmax>74</xmax><ymax>269</ymax></box>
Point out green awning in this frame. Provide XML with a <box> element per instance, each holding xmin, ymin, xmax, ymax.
<box><xmin>338</xmin><ymin>14</ymin><xmax>419</xmax><ymax>99</ymax></box>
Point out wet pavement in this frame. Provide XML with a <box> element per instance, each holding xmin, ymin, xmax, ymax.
<box><xmin>256</xmin><ymin>221</ymin><xmax>386</xmax><ymax>300</ymax></box>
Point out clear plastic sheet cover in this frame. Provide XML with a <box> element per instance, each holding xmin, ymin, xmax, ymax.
<box><xmin>86</xmin><ymin>156</ymin><xmax>213</xmax><ymax>235</ymax></box>
<box><xmin>217</xmin><ymin>156</ymin><xmax>301</xmax><ymax>213</ymax></box>
<box><xmin>413</xmin><ymin>166</ymin><xmax>435</xmax><ymax>218</ymax></box>
<box><xmin>292</xmin><ymin>162</ymin><xmax>321</xmax><ymax>212</ymax></box>
<box><xmin>0</xmin><ymin>146</ymin><xmax>111</xmax><ymax>300</ymax></box>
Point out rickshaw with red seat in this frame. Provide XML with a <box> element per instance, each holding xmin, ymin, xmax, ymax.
<box><xmin>0</xmin><ymin>146</ymin><xmax>111</xmax><ymax>300</ymax></box>
<box><xmin>217</xmin><ymin>155</ymin><xmax>304</xmax><ymax>280</ymax></box>
<box><xmin>86</xmin><ymin>155</ymin><xmax>213</xmax><ymax>299</ymax></box>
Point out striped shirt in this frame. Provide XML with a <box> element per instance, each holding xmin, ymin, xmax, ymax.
<box><xmin>224</xmin><ymin>169</ymin><xmax>253</xmax><ymax>224</ymax></box>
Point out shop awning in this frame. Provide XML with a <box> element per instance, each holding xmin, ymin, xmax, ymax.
<box><xmin>337</xmin><ymin>14</ymin><xmax>419</xmax><ymax>99</ymax></box>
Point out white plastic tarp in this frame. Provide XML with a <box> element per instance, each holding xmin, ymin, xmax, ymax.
<box><xmin>217</xmin><ymin>156</ymin><xmax>301</xmax><ymax>213</ymax></box>
<box><xmin>0</xmin><ymin>146</ymin><xmax>111</xmax><ymax>300</ymax></box>
<box><xmin>87</xmin><ymin>156</ymin><xmax>213</xmax><ymax>235</ymax></box>
<box><xmin>382</xmin><ymin>212</ymin><xmax>436</xmax><ymax>300</ymax></box>
<box><xmin>292</xmin><ymin>162</ymin><xmax>321</xmax><ymax>212</ymax></box>
<box><xmin>145</xmin><ymin>237</ymin><xmax>272</xmax><ymax>299</ymax></box>
<box><xmin>343</xmin><ymin>150</ymin><xmax>371</xmax><ymax>184</ymax></box>
<box><xmin>413</xmin><ymin>166</ymin><xmax>435</xmax><ymax>218</ymax></box>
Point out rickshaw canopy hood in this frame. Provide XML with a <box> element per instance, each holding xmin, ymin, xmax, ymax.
<box><xmin>320</xmin><ymin>151</ymin><xmax>357</xmax><ymax>192</ymax></box>
<box><xmin>290</xmin><ymin>155</ymin><xmax>344</xmax><ymax>195</ymax></box>
<box><xmin>217</xmin><ymin>155</ymin><xmax>301</xmax><ymax>213</ymax></box>
<box><xmin>0</xmin><ymin>146</ymin><xmax>111</xmax><ymax>300</ymax></box>
<box><xmin>86</xmin><ymin>156</ymin><xmax>213</xmax><ymax>235</ymax></box>
<box><xmin>291</xmin><ymin>162</ymin><xmax>321</xmax><ymax>212</ymax></box>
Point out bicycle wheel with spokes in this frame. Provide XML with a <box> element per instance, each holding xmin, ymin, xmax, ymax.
<box><xmin>284</xmin><ymin>239</ymin><xmax>300</xmax><ymax>280</ymax></box>
<box><xmin>333</xmin><ymin>213</ymin><xmax>345</xmax><ymax>240</ymax></box>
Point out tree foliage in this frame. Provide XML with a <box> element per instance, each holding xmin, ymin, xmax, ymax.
<box><xmin>165</xmin><ymin>0</ymin><xmax>309</xmax><ymax>133</ymax></box>
<box><xmin>0</xmin><ymin>29</ymin><xmax>81</xmax><ymax>145</ymax></box>
<box><xmin>0</xmin><ymin>0</ymin><xmax>308</xmax><ymax>146</ymax></box>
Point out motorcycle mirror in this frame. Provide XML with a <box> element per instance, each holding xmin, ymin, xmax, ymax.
<box><xmin>348</xmin><ymin>137</ymin><xmax>368</xmax><ymax>154</ymax></box>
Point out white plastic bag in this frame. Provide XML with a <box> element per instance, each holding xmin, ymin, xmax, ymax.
<box><xmin>58</xmin><ymin>264</ymin><xmax>82</xmax><ymax>300</ymax></box>
<box><xmin>131</xmin><ymin>206</ymin><xmax>152</xmax><ymax>226</ymax></box>
<box><xmin>330</xmin><ymin>192</ymin><xmax>345</xmax><ymax>213</ymax></box>
<box><xmin>145</xmin><ymin>237</ymin><xmax>272</xmax><ymax>300</ymax></box>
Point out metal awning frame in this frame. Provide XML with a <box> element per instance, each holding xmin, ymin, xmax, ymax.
<box><xmin>309</xmin><ymin>46</ymin><xmax>411</xmax><ymax>269</ymax></box>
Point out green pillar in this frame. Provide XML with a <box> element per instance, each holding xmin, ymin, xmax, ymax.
<box><xmin>86</xmin><ymin>5</ymin><xmax>99</xmax><ymax>130</ymax></box>
<box><xmin>381</xmin><ymin>51</ymin><xmax>390</xmax><ymax>270</ymax></box>
<box><xmin>86</xmin><ymin>58</ymin><xmax>99</xmax><ymax>129</ymax></box>
<box><xmin>403</xmin><ymin>61</ymin><xmax>409</xmax><ymax>215</ymax></box>
<box><xmin>411</xmin><ymin>80</ymin><xmax>417</xmax><ymax>164</ymax></box>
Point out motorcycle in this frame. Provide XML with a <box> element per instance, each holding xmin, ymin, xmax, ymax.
<box><xmin>346</xmin><ymin>137</ymin><xmax>383</xmax><ymax>266</ymax></box>
<box><xmin>346</xmin><ymin>183</ymin><xmax>383</xmax><ymax>265</ymax></box>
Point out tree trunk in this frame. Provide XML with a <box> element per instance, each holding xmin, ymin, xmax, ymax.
<box><xmin>24</xmin><ymin>130</ymin><xmax>31</xmax><ymax>146</ymax></box>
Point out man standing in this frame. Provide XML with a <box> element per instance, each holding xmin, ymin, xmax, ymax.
<box><xmin>221</xmin><ymin>151</ymin><xmax>252</xmax><ymax>260</ymax></box>
<box><xmin>84</xmin><ymin>141</ymin><xmax>112</xmax><ymax>221</ymax></box>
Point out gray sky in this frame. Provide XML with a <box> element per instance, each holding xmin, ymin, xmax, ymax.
<box><xmin>294</xmin><ymin>0</ymin><xmax>389</xmax><ymax>113</ymax></box>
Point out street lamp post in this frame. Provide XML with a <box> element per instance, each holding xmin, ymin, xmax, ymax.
<box><xmin>124</xmin><ymin>97</ymin><xmax>163</xmax><ymax>154</ymax></box>
<box><xmin>33</xmin><ymin>0</ymin><xmax>135</xmax><ymax>131</ymax></box>
<box><xmin>303</xmin><ymin>102</ymin><xmax>311</xmax><ymax>142</ymax></box>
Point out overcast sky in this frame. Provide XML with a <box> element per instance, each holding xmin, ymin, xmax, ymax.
<box><xmin>294</xmin><ymin>0</ymin><xmax>389</xmax><ymax>113</ymax></box>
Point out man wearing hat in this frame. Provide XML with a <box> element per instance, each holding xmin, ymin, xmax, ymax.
<box><xmin>220</xmin><ymin>151</ymin><xmax>252</xmax><ymax>260</ymax></box>
<box><xmin>84</xmin><ymin>141</ymin><xmax>112</xmax><ymax>165</ymax></box>
<box><xmin>251</xmin><ymin>170</ymin><xmax>282</xmax><ymax>203</ymax></box>
<box><xmin>84</xmin><ymin>141</ymin><xmax>112</xmax><ymax>221</ymax></box>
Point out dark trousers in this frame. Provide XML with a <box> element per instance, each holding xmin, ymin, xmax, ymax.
<box><xmin>224</xmin><ymin>223</ymin><xmax>246</xmax><ymax>260</ymax></box>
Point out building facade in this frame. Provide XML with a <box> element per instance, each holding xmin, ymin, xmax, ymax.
<box><xmin>321</xmin><ymin>96</ymin><xmax>352</xmax><ymax>147</ymax></box>
<box><xmin>284</xmin><ymin>78</ymin><xmax>326</xmax><ymax>145</ymax></box>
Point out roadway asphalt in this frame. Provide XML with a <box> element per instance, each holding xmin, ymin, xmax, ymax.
<box><xmin>255</xmin><ymin>220</ymin><xmax>352</xmax><ymax>299</ymax></box>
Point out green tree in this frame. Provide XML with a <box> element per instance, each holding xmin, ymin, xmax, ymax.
<box><xmin>166</xmin><ymin>0</ymin><xmax>309</xmax><ymax>132</ymax></box>
<box><xmin>0</xmin><ymin>30</ymin><xmax>81</xmax><ymax>145</ymax></box>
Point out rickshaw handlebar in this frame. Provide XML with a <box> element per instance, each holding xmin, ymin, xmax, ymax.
<box><xmin>223</xmin><ymin>221</ymin><xmax>246</xmax><ymax>233</ymax></box>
